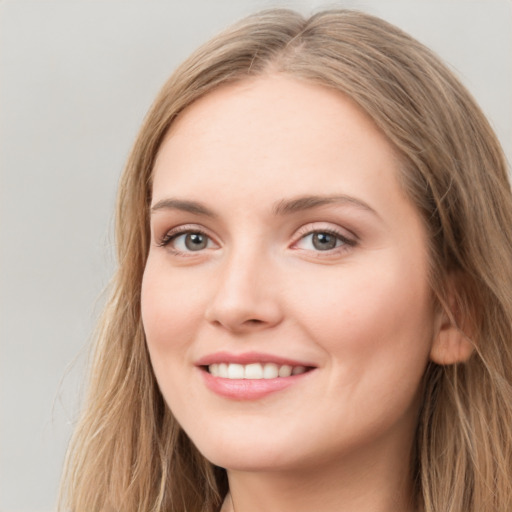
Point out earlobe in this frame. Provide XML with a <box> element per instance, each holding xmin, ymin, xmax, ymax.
<box><xmin>429</xmin><ymin>278</ymin><xmax>475</xmax><ymax>365</ymax></box>
<box><xmin>430</xmin><ymin>319</ymin><xmax>474</xmax><ymax>365</ymax></box>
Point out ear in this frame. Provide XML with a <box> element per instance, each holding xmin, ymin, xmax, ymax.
<box><xmin>430</xmin><ymin>276</ymin><xmax>475</xmax><ymax>365</ymax></box>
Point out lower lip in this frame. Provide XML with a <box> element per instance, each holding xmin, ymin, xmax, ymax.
<box><xmin>200</xmin><ymin>368</ymin><xmax>313</xmax><ymax>400</ymax></box>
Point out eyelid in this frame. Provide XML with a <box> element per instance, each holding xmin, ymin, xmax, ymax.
<box><xmin>156</xmin><ymin>223</ymin><xmax>219</xmax><ymax>250</ymax></box>
<box><xmin>291</xmin><ymin>223</ymin><xmax>358</xmax><ymax>253</ymax></box>
<box><xmin>154</xmin><ymin>221</ymin><xmax>357</xmax><ymax>256</ymax></box>
<box><xmin>293</xmin><ymin>222</ymin><xmax>357</xmax><ymax>242</ymax></box>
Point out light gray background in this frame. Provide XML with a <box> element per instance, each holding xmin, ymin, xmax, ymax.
<box><xmin>1</xmin><ymin>1</ymin><xmax>510</xmax><ymax>511</ymax></box>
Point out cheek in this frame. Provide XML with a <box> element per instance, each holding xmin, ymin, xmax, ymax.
<box><xmin>140</xmin><ymin>258</ymin><xmax>213</xmax><ymax>425</ymax></box>
<box><xmin>290</xmin><ymin>255</ymin><xmax>435</xmax><ymax>383</ymax></box>
<box><xmin>141</xmin><ymin>259</ymin><xmax>205</xmax><ymax>365</ymax></box>
<box><xmin>287</xmin><ymin>261</ymin><xmax>435</xmax><ymax>448</ymax></box>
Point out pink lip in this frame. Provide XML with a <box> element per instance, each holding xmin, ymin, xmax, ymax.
<box><xmin>199</xmin><ymin>369</ymin><xmax>313</xmax><ymax>400</ymax></box>
<box><xmin>195</xmin><ymin>351</ymin><xmax>315</xmax><ymax>367</ymax></box>
<box><xmin>195</xmin><ymin>351</ymin><xmax>316</xmax><ymax>401</ymax></box>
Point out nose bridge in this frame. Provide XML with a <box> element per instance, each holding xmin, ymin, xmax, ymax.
<box><xmin>222</xmin><ymin>244</ymin><xmax>260</xmax><ymax>295</ymax></box>
<box><xmin>205</xmin><ymin>236</ymin><xmax>282</xmax><ymax>331</ymax></box>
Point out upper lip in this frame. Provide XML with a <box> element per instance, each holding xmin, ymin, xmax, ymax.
<box><xmin>195</xmin><ymin>351</ymin><xmax>316</xmax><ymax>368</ymax></box>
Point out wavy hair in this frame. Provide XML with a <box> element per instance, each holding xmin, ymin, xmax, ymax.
<box><xmin>60</xmin><ymin>9</ymin><xmax>512</xmax><ymax>512</ymax></box>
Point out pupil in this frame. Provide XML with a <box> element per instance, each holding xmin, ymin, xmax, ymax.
<box><xmin>313</xmin><ymin>233</ymin><xmax>336</xmax><ymax>250</ymax></box>
<box><xmin>185</xmin><ymin>233</ymin><xmax>207</xmax><ymax>251</ymax></box>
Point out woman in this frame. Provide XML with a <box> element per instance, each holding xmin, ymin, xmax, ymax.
<box><xmin>60</xmin><ymin>8</ymin><xmax>512</xmax><ymax>512</ymax></box>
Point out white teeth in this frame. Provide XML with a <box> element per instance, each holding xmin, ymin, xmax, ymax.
<box><xmin>218</xmin><ymin>363</ymin><xmax>228</xmax><ymax>378</ymax></box>
<box><xmin>263</xmin><ymin>363</ymin><xmax>279</xmax><ymax>379</ymax></box>
<box><xmin>207</xmin><ymin>362</ymin><xmax>309</xmax><ymax>379</ymax></box>
<box><xmin>278</xmin><ymin>365</ymin><xmax>292</xmax><ymax>377</ymax></box>
<box><xmin>227</xmin><ymin>363</ymin><xmax>244</xmax><ymax>379</ymax></box>
<box><xmin>245</xmin><ymin>363</ymin><xmax>263</xmax><ymax>379</ymax></box>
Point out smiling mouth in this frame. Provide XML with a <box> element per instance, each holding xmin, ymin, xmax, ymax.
<box><xmin>204</xmin><ymin>362</ymin><xmax>313</xmax><ymax>379</ymax></box>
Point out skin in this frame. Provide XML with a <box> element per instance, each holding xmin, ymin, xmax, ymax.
<box><xmin>141</xmin><ymin>75</ymin><xmax>449</xmax><ymax>512</ymax></box>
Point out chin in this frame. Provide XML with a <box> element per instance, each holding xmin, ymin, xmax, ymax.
<box><xmin>190</xmin><ymin>430</ymin><xmax>304</xmax><ymax>472</ymax></box>
<box><xmin>203</xmin><ymin>450</ymin><xmax>296</xmax><ymax>473</ymax></box>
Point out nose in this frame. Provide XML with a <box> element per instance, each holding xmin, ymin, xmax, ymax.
<box><xmin>204</xmin><ymin>248</ymin><xmax>284</xmax><ymax>333</ymax></box>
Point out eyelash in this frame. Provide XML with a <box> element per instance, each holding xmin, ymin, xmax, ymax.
<box><xmin>293</xmin><ymin>226</ymin><xmax>357</xmax><ymax>255</ymax></box>
<box><xmin>157</xmin><ymin>225</ymin><xmax>212</xmax><ymax>253</ymax></box>
<box><xmin>157</xmin><ymin>225</ymin><xmax>357</xmax><ymax>256</ymax></box>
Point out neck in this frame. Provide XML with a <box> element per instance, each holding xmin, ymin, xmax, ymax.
<box><xmin>224</xmin><ymin>437</ymin><xmax>418</xmax><ymax>512</ymax></box>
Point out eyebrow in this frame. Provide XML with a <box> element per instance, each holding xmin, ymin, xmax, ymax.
<box><xmin>272</xmin><ymin>194</ymin><xmax>378</xmax><ymax>217</ymax></box>
<box><xmin>151</xmin><ymin>198</ymin><xmax>217</xmax><ymax>217</ymax></box>
<box><xmin>150</xmin><ymin>194</ymin><xmax>379</xmax><ymax>218</ymax></box>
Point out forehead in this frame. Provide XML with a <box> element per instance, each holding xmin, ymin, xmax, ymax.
<box><xmin>151</xmin><ymin>75</ymin><xmax>408</xmax><ymax>219</ymax></box>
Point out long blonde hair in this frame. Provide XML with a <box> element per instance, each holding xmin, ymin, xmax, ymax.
<box><xmin>60</xmin><ymin>9</ymin><xmax>512</xmax><ymax>512</ymax></box>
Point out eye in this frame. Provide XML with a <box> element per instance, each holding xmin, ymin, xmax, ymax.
<box><xmin>294</xmin><ymin>229</ymin><xmax>355</xmax><ymax>252</ymax></box>
<box><xmin>309</xmin><ymin>232</ymin><xmax>340</xmax><ymax>251</ymax></box>
<box><xmin>174</xmin><ymin>232</ymin><xmax>210</xmax><ymax>251</ymax></box>
<box><xmin>158</xmin><ymin>229</ymin><xmax>216</xmax><ymax>253</ymax></box>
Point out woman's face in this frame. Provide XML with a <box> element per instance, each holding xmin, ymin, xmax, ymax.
<box><xmin>142</xmin><ymin>75</ymin><xmax>440</xmax><ymax>472</ymax></box>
